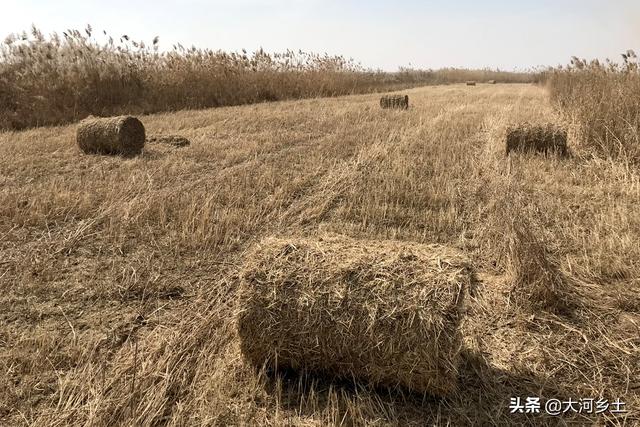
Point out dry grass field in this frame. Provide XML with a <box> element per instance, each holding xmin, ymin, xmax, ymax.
<box><xmin>1</xmin><ymin>83</ymin><xmax>639</xmax><ymax>425</ymax></box>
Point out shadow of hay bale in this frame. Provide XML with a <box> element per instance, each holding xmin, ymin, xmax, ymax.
<box><xmin>380</xmin><ymin>95</ymin><xmax>409</xmax><ymax>110</ymax></box>
<box><xmin>452</xmin><ymin>349</ymin><xmax>584</xmax><ymax>424</ymax></box>
<box><xmin>254</xmin><ymin>348</ymin><xmax>583</xmax><ymax>425</ymax></box>
<box><xmin>77</xmin><ymin>115</ymin><xmax>145</xmax><ymax>156</ymax></box>
<box><xmin>147</xmin><ymin>134</ymin><xmax>191</xmax><ymax>148</ymax></box>
<box><xmin>237</xmin><ymin>235</ymin><xmax>472</xmax><ymax>397</ymax></box>
<box><xmin>506</xmin><ymin>123</ymin><xmax>568</xmax><ymax>157</ymax></box>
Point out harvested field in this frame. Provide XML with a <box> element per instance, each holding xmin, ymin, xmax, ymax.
<box><xmin>238</xmin><ymin>235</ymin><xmax>470</xmax><ymax>396</ymax></box>
<box><xmin>1</xmin><ymin>83</ymin><xmax>638</xmax><ymax>426</ymax></box>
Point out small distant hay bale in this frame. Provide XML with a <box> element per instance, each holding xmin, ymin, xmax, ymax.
<box><xmin>237</xmin><ymin>235</ymin><xmax>472</xmax><ymax>396</ymax></box>
<box><xmin>506</xmin><ymin>123</ymin><xmax>567</xmax><ymax>156</ymax></box>
<box><xmin>147</xmin><ymin>134</ymin><xmax>191</xmax><ymax>148</ymax></box>
<box><xmin>488</xmin><ymin>80</ymin><xmax>497</xmax><ymax>84</ymax></box>
<box><xmin>466</xmin><ymin>81</ymin><xmax>476</xmax><ymax>86</ymax></box>
<box><xmin>380</xmin><ymin>94</ymin><xmax>409</xmax><ymax>110</ymax></box>
<box><xmin>77</xmin><ymin>115</ymin><xmax>145</xmax><ymax>156</ymax></box>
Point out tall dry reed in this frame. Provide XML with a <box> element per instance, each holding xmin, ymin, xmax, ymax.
<box><xmin>0</xmin><ymin>26</ymin><xmax>536</xmax><ymax>130</ymax></box>
<box><xmin>547</xmin><ymin>52</ymin><xmax>640</xmax><ymax>162</ymax></box>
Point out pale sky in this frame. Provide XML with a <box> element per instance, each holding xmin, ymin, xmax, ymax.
<box><xmin>2</xmin><ymin>0</ymin><xmax>639</xmax><ymax>71</ymax></box>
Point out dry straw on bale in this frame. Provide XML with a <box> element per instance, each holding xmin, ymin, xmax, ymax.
<box><xmin>77</xmin><ymin>115</ymin><xmax>145</xmax><ymax>155</ymax></box>
<box><xmin>147</xmin><ymin>134</ymin><xmax>191</xmax><ymax>148</ymax></box>
<box><xmin>237</xmin><ymin>235</ymin><xmax>472</xmax><ymax>396</ymax></box>
<box><xmin>507</xmin><ymin>220</ymin><xmax>573</xmax><ymax>314</ymax></box>
<box><xmin>505</xmin><ymin>123</ymin><xmax>567</xmax><ymax>156</ymax></box>
<box><xmin>466</xmin><ymin>81</ymin><xmax>476</xmax><ymax>86</ymax></box>
<box><xmin>488</xmin><ymin>80</ymin><xmax>497</xmax><ymax>84</ymax></box>
<box><xmin>380</xmin><ymin>94</ymin><xmax>409</xmax><ymax>110</ymax></box>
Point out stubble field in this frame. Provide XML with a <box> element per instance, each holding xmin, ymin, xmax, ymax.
<box><xmin>1</xmin><ymin>83</ymin><xmax>638</xmax><ymax>426</ymax></box>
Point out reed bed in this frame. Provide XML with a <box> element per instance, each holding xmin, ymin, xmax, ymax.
<box><xmin>0</xmin><ymin>26</ymin><xmax>536</xmax><ymax>130</ymax></box>
<box><xmin>547</xmin><ymin>52</ymin><xmax>640</xmax><ymax>162</ymax></box>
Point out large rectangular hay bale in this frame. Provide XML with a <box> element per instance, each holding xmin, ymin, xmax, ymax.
<box><xmin>506</xmin><ymin>123</ymin><xmax>568</xmax><ymax>155</ymax></box>
<box><xmin>380</xmin><ymin>94</ymin><xmax>409</xmax><ymax>110</ymax></box>
<box><xmin>237</xmin><ymin>235</ymin><xmax>471</xmax><ymax>396</ymax></box>
<box><xmin>77</xmin><ymin>115</ymin><xmax>145</xmax><ymax>156</ymax></box>
<box><xmin>466</xmin><ymin>81</ymin><xmax>476</xmax><ymax>86</ymax></box>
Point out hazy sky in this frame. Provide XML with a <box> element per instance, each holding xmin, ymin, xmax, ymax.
<box><xmin>2</xmin><ymin>0</ymin><xmax>639</xmax><ymax>71</ymax></box>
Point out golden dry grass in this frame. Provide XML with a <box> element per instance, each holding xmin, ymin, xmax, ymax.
<box><xmin>0</xmin><ymin>83</ymin><xmax>639</xmax><ymax>426</ymax></box>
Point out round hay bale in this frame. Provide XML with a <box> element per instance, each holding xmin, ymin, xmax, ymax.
<box><xmin>379</xmin><ymin>94</ymin><xmax>409</xmax><ymax>110</ymax></box>
<box><xmin>402</xmin><ymin>94</ymin><xmax>409</xmax><ymax>109</ymax></box>
<box><xmin>77</xmin><ymin>115</ymin><xmax>145</xmax><ymax>156</ymax></box>
<box><xmin>506</xmin><ymin>123</ymin><xmax>567</xmax><ymax>156</ymax></box>
<box><xmin>237</xmin><ymin>235</ymin><xmax>472</xmax><ymax>396</ymax></box>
